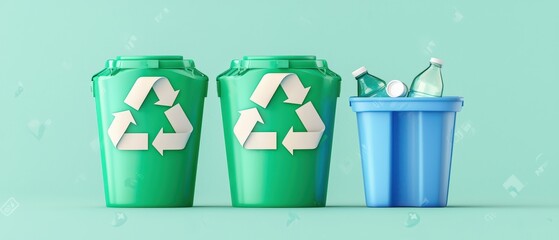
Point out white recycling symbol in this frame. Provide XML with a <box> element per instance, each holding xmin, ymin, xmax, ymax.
<box><xmin>233</xmin><ymin>73</ymin><xmax>325</xmax><ymax>155</ymax></box>
<box><xmin>107</xmin><ymin>77</ymin><xmax>193</xmax><ymax>156</ymax></box>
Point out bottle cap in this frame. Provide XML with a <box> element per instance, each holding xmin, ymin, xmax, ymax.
<box><xmin>430</xmin><ymin>58</ymin><xmax>443</xmax><ymax>65</ymax></box>
<box><xmin>352</xmin><ymin>66</ymin><xmax>368</xmax><ymax>78</ymax></box>
<box><xmin>386</xmin><ymin>80</ymin><xmax>408</xmax><ymax>97</ymax></box>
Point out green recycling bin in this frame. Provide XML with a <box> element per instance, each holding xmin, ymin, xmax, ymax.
<box><xmin>92</xmin><ymin>56</ymin><xmax>208</xmax><ymax>207</ymax></box>
<box><xmin>217</xmin><ymin>56</ymin><xmax>341</xmax><ymax>207</ymax></box>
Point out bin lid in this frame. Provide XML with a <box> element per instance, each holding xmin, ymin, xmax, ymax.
<box><xmin>235</xmin><ymin>55</ymin><xmax>329</xmax><ymax>69</ymax></box>
<box><xmin>105</xmin><ymin>56</ymin><xmax>196</xmax><ymax>69</ymax></box>
<box><xmin>349</xmin><ymin>97</ymin><xmax>464</xmax><ymax>112</ymax></box>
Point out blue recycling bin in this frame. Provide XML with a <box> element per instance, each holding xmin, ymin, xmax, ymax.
<box><xmin>349</xmin><ymin>97</ymin><xmax>464</xmax><ymax>207</ymax></box>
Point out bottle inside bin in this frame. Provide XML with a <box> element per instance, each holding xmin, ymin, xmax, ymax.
<box><xmin>408</xmin><ymin>58</ymin><xmax>444</xmax><ymax>97</ymax></box>
<box><xmin>385</xmin><ymin>80</ymin><xmax>408</xmax><ymax>97</ymax></box>
<box><xmin>352</xmin><ymin>66</ymin><xmax>388</xmax><ymax>97</ymax></box>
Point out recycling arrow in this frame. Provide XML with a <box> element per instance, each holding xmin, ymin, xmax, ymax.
<box><xmin>108</xmin><ymin>76</ymin><xmax>193</xmax><ymax>155</ymax></box>
<box><xmin>233</xmin><ymin>108</ymin><xmax>276</xmax><ymax>149</ymax></box>
<box><xmin>153</xmin><ymin>130</ymin><xmax>189</xmax><ymax>155</ymax></box>
<box><xmin>107</xmin><ymin>110</ymin><xmax>149</xmax><ymax>150</ymax></box>
<box><xmin>124</xmin><ymin>77</ymin><xmax>180</xmax><ymax>110</ymax></box>
<box><xmin>250</xmin><ymin>73</ymin><xmax>311</xmax><ymax>108</ymax></box>
<box><xmin>244</xmin><ymin>132</ymin><xmax>277</xmax><ymax>149</ymax></box>
<box><xmin>282</xmin><ymin>129</ymin><xmax>323</xmax><ymax>155</ymax></box>
<box><xmin>153</xmin><ymin>103</ymin><xmax>193</xmax><ymax>155</ymax></box>
<box><xmin>117</xmin><ymin>133</ymin><xmax>148</xmax><ymax>150</ymax></box>
<box><xmin>234</xmin><ymin>72</ymin><xmax>326</xmax><ymax>154</ymax></box>
<box><xmin>108</xmin><ymin>110</ymin><xmax>135</xmax><ymax>147</ymax></box>
<box><xmin>233</xmin><ymin>108</ymin><xmax>263</xmax><ymax>146</ymax></box>
<box><xmin>282</xmin><ymin>102</ymin><xmax>325</xmax><ymax>155</ymax></box>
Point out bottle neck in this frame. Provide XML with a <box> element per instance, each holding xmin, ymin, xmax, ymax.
<box><xmin>430</xmin><ymin>63</ymin><xmax>442</xmax><ymax>69</ymax></box>
<box><xmin>354</xmin><ymin>72</ymin><xmax>368</xmax><ymax>80</ymax></box>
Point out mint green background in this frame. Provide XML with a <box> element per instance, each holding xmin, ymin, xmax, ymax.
<box><xmin>0</xmin><ymin>0</ymin><xmax>557</xmax><ymax>239</ymax></box>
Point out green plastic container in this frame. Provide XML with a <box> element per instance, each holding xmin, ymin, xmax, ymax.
<box><xmin>217</xmin><ymin>56</ymin><xmax>341</xmax><ymax>207</ymax></box>
<box><xmin>92</xmin><ymin>56</ymin><xmax>208</xmax><ymax>207</ymax></box>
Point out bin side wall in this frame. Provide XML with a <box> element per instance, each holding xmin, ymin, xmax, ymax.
<box><xmin>219</xmin><ymin>69</ymin><xmax>339</xmax><ymax>207</ymax></box>
<box><xmin>93</xmin><ymin>69</ymin><xmax>208</xmax><ymax>207</ymax></box>
<box><xmin>356</xmin><ymin>109</ymin><xmax>458</xmax><ymax>207</ymax></box>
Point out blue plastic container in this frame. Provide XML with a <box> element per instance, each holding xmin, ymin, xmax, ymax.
<box><xmin>349</xmin><ymin>97</ymin><xmax>464</xmax><ymax>207</ymax></box>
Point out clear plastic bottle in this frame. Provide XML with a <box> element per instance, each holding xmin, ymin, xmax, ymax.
<box><xmin>352</xmin><ymin>66</ymin><xmax>388</xmax><ymax>97</ymax></box>
<box><xmin>408</xmin><ymin>58</ymin><xmax>444</xmax><ymax>97</ymax></box>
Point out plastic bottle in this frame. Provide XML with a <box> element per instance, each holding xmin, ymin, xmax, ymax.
<box><xmin>352</xmin><ymin>66</ymin><xmax>388</xmax><ymax>97</ymax></box>
<box><xmin>385</xmin><ymin>80</ymin><xmax>408</xmax><ymax>97</ymax></box>
<box><xmin>408</xmin><ymin>58</ymin><xmax>444</xmax><ymax>97</ymax></box>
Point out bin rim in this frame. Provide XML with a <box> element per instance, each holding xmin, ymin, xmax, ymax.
<box><xmin>243</xmin><ymin>55</ymin><xmax>316</xmax><ymax>61</ymax></box>
<box><xmin>105</xmin><ymin>55</ymin><xmax>196</xmax><ymax>69</ymax></box>
<box><xmin>349</xmin><ymin>96</ymin><xmax>464</xmax><ymax>112</ymax></box>
<box><xmin>231</xmin><ymin>55</ymin><xmax>328</xmax><ymax>69</ymax></box>
<box><xmin>116</xmin><ymin>55</ymin><xmax>183</xmax><ymax>60</ymax></box>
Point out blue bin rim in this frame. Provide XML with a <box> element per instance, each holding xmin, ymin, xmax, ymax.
<box><xmin>349</xmin><ymin>96</ymin><xmax>464</xmax><ymax>112</ymax></box>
